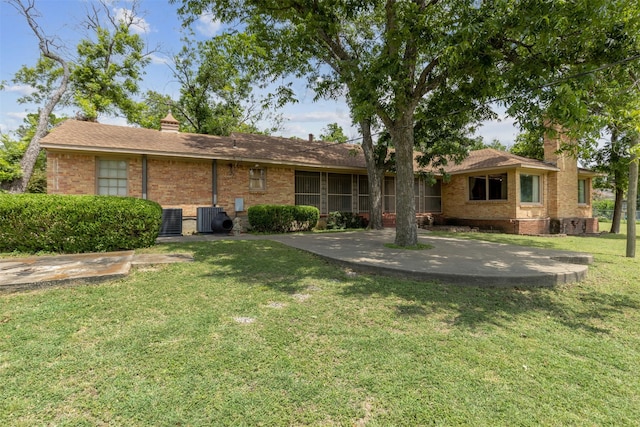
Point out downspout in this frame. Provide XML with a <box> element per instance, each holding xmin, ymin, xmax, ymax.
<box><xmin>212</xmin><ymin>159</ymin><xmax>218</xmax><ymax>206</ymax></box>
<box><xmin>142</xmin><ymin>155</ymin><xmax>148</xmax><ymax>199</ymax></box>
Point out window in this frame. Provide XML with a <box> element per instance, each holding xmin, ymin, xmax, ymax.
<box><xmin>469</xmin><ymin>173</ymin><xmax>507</xmax><ymax>201</ymax></box>
<box><xmin>520</xmin><ymin>174</ymin><xmax>541</xmax><ymax>203</ymax></box>
<box><xmin>578</xmin><ymin>179</ymin><xmax>588</xmax><ymax>204</ymax></box>
<box><xmin>358</xmin><ymin>175</ymin><xmax>369</xmax><ymax>213</ymax></box>
<box><xmin>295</xmin><ymin>171</ymin><xmax>321</xmax><ymax>208</ymax></box>
<box><xmin>384</xmin><ymin>176</ymin><xmax>396</xmax><ymax>213</ymax></box>
<box><xmin>415</xmin><ymin>178</ymin><xmax>442</xmax><ymax>212</ymax></box>
<box><xmin>424</xmin><ymin>180</ymin><xmax>442</xmax><ymax>212</ymax></box>
<box><xmin>470</xmin><ymin>176</ymin><xmax>487</xmax><ymax>200</ymax></box>
<box><xmin>97</xmin><ymin>159</ymin><xmax>127</xmax><ymax>196</ymax></box>
<box><xmin>328</xmin><ymin>173</ymin><xmax>352</xmax><ymax>212</ymax></box>
<box><xmin>249</xmin><ymin>168</ymin><xmax>266</xmax><ymax>191</ymax></box>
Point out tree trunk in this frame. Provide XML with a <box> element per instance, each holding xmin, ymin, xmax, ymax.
<box><xmin>388</xmin><ymin>114</ymin><xmax>417</xmax><ymax>246</ymax></box>
<box><xmin>610</xmin><ymin>185</ymin><xmax>624</xmax><ymax>234</ymax></box>
<box><xmin>609</xmin><ymin>129</ymin><xmax>623</xmax><ymax>234</ymax></box>
<box><xmin>8</xmin><ymin>0</ymin><xmax>70</xmax><ymax>193</ymax></box>
<box><xmin>359</xmin><ymin>118</ymin><xmax>384</xmax><ymax>230</ymax></box>
<box><xmin>626</xmin><ymin>137</ymin><xmax>638</xmax><ymax>258</ymax></box>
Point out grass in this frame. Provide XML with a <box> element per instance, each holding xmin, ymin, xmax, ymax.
<box><xmin>1</xmin><ymin>230</ymin><xmax>639</xmax><ymax>425</ymax></box>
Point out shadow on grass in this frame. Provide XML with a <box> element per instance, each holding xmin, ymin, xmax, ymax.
<box><xmin>155</xmin><ymin>239</ymin><xmax>639</xmax><ymax>336</ymax></box>
<box><xmin>158</xmin><ymin>239</ymin><xmax>339</xmax><ymax>296</ymax></box>
<box><xmin>430</xmin><ymin>232</ymin><xmax>561</xmax><ymax>249</ymax></box>
<box><xmin>340</xmin><ymin>274</ymin><xmax>639</xmax><ymax>335</ymax></box>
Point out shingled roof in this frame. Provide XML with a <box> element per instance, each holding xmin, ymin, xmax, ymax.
<box><xmin>40</xmin><ymin>119</ymin><xmax>368</xmax><ymax>170</ymax></box>
<box><xmin>40</xmin><ymin>119</ymin><xmax>559</xmax><ymax>174</ymax></box>
<box><xmin>443</xmin><ymin>148</ymin><xmax>559</xmax><ymax>174</ymax></box>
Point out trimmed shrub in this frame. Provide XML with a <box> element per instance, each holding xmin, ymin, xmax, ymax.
<box><xmin>0</xmin><ymin>194</ymin><xmax>162</xmax><ymax>253</ymax></box>
<box><xmin>248</xmin><ymin>204</ymin><xmax>319</xmax><ymax>233</ymax></box>
<box><xmin>326</xmin><ymin>211</ymin><xmax>369</xmax><ymax>230</ymax></box>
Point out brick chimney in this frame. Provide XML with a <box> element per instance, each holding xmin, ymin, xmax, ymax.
<box><xmin>544</xmin><ymin>124</ymin><xmax>579</xmax><ymax>218</ymax></box>
<box><xmin>308</xmin><ymin>133</ymin><xmax>314</xmax><ymax>142</ymax></box>
<box><xmin>160</xmin><ymin>112</ymin><xmax>179</xmax><ymax>133</ymax></box>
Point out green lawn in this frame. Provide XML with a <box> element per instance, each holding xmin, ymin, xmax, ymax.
<box><xmin>1</xmin><ymin>230</ymin><xmax>639</xmax><ymax>425</ymax></box>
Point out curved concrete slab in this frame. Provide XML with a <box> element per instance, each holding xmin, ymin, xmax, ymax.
<box><xmin>0</xmin><ymin>251</ymin><xmax>134</xmax><ymax>293</ymax></box>
<box><xmin>1</xmin><ymin>230</ymin><xmax>592</xmax><ymax>292</ymax></box>
<box><xmin>269</xmin><ymin>230</ymin><xmax>591</xmax><ymax>287</ymax></box>
<box><xmin>0</xmin><ymin>251</ymin><xmax>194</xmax><ymax>293</ymax></box>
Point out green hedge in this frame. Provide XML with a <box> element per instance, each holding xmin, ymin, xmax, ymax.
<box><xmin>0</xmin><ymin>194</ymin><xmax>162</xmax><ymax>253</ymax></box>
<box><xmin>248</xmin><ymin>204</ymin><xmax>319</xmax><ymax>233</ymax></box>
<box><xmin>326</xmin><ymin>211</ymin><xmax>369</xmax><ymax>230</ymax></box>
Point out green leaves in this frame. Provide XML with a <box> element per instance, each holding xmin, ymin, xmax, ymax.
<box><xmin>170</xmin><ymin>32</ymin><xmax>286</xmax><ymax>135</ymax></box>
<box><xmin>72</xmin><ymin>13</ymin><xmax>150</xmax><ymax>121</ymax></box>
<box><xmin>319</xmin><ymin>123</ymin><xmax>348</xmax><ymax>143</ymax></box>
<box><xmin>11</xmin><ymin>56</ymin><xmax>70</xmax><ymax>106</ymax></box>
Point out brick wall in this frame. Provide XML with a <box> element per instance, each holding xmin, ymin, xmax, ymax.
<box><xmin>47</xmin><ymin>152</ymin><xmax>296</xmax><ymax>216</ymax></box>
<box><xmin>215</xmin><ymin>163</ymin><xmax>294</xmax><ymax>216</ymax></box>
<box><xmin>544</xmin><ymin>130</ymin><xmax>584</xmax><ymax>218</ymax></box>
<box><xmin>550</xmin><ymin>217</ymin><xmax>599</xmax><ymax>234</ymax></box>
<box><xmin>146</xmin><ymin>158</ymin><xmax>212</xmax><ymax>209</ymax></box>
<box><xmin>48</xmin><ymin>151</ymin><xmax>144</xmax><ymax>198</ymax></box>
<box><xmin>47</xmin><ymin>152</ymin><xmax>96</xmax><ymax>195</ymax></box>
<box><xmin>442</xmin><ymin>171</ymin><xmax>516</xmax><ymax>219</ymax></box>
<box><xmin>514</xmin><ymin>218</ymin><xmax>550</xmax><ymax>235</ymax></box>
<box><xmin>128</xmin><ymin>157</ymin><xmax>143</xmax><ymax>198</ymax></box>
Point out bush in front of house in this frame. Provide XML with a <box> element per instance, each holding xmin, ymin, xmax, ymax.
<box><xmin>0</xmin><ymin>194</ymin><xmax>162</xmax><ymax>253</ymax></box>
<box><xmin>248</xmin><ymin>204</ymin><xmax>319</xmax><ymax>233</ymax></box>
<box><xmin>326</xmin><ymin>211</ymin><xmax>369</xmax><ymax>230</ymax></box>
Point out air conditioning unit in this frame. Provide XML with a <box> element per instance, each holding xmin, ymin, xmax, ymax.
<box><xmin>197</xmin><ymin>207</ymin><xmax>225</xmax><ymax>233</ymax></box>
<box><xmin>159</xmin><ymin>209</ymin><xmax>183</xmax><ymax>236</ymax></box>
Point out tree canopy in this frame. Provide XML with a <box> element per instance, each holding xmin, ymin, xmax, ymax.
<box><xmin>166</xmin><ymin>34</ymin><xmax>284</xmax><ymax>136</ymax></box>
<box><xmin>319</xmin><ymin>123</ymin><xmax>348</xmax><ymax>143</ymax></box>
<box><xmin>174</xmin><ymin>0</ymin><xmax>635</xmax><ymax>246</ymax></box>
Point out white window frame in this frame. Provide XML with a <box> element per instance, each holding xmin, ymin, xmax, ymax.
<box><xmin>97</xmin><ymin>158</ymin><xmax>128</xmax><ymax>196</ymax></box>
<box><xmin>520</xmin><ymin>173</ymin><xmax>542</xmax><ymax>204</ymax></box>
<box><xmin>414</xmin><ymin>177</ymin><xmax>442</xmax><ymax>213</ymax></box>
<box><xmin>469</xmin><ymin>173</ymin><xmax>508</xmax><ymax>201</ymax></box>
<box><xmin>249</xmin><ymin>167</ymin><xmax>266</xmax><ymax>191</ymax></box>
<box><xmin>578</xmin><ymin>178</ymin><xmax>588</xmax><ymax>205</ymax></box>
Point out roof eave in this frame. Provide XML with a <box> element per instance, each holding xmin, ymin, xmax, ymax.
<box><xmin>41</xmin><ymin>144</ymin><xmax>368</xmax><ymax>171</ymax></box>
<box><xmin>447</xmin><ymin>163</ymin><xmax>560</xmax><ymax>175</ymax></box>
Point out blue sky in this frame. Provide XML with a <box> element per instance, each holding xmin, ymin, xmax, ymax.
<box><xmin>0</xmin><ymin>0</ymin><xmax>518</xmax><ymax>143</ymax></box>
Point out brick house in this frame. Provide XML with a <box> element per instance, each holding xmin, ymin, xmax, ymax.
<box><xmin>40</xmin><ymin>115</ymin><xmax>598</xmax><ymax>235</ymax></box>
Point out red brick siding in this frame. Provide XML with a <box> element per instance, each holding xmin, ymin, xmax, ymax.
<box><xmin>128</xmin><ymin>158</ymin><xmax>143</xmax><ymax>198</ymax></box>
<box><xmin>216</xmin><ymin>163</ymin><xmax>294</xmax><ymax>216</ymax></box>
<box><xmin>47</xmin><ymin>151</ymin><xmax>143</xmax><ymax>197</ymax></box>
<box><xmin>146</xmin><ymin>158</ymin><xmax>212</xmax><ymax>209</ymax></box>
<box><xmin>442</xmin><ymin>171</ymin><xmax>516</xmax><ymax>219</ymax></box>
<box><xmin>47</xmin><ymin>151</ymin><xmax>96</xmax><ymax>195</ymax></box>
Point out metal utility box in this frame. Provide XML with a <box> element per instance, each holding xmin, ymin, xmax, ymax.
<box><xmin>196</xmin><ymin>207</ymin><xmax>225</xmax><ymax>233</ymax></box>
<box><xmin>235</xmin><ymin>198</ymin><xmax>244</xmax><ymax>212</ymax></box>
<box><xmin>159</xmin><ymin>208</ymin><xmax>183</xmax><ymax>237</ymax></box>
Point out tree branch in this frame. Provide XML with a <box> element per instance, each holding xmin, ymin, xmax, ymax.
<box><xmin>7</xmin><ymin>0</ymin><xmax>71</xmax><ymax>193</ymax></box>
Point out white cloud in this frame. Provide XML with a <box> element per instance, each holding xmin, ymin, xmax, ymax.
<box><xmin>4</xmin><ymin>85</ymin><xmax>36</xmax><ymax>96</ymax></box>
<box><xmin>149</xmin><ymin>53</ymin><xmax>171</xmax><ymax>65</ymax></box>
<box><xmin>6</xmin><ymin>112</ymin><xmax>28</xmax><ymax>121</ymax></box>
<box><xmin>195</xmin><ymin>13</ymin><xmax>222</xmax><ymax>37</ymax></box>
<box><xmin>0</xmin><ymin>112</ymin><xmax>29</xmax><ymax>135</ymax></box>
<box><xmin>113</xmin><ymin>7</ymin><xmax>151</xmax><ymax>35</ymax></box>
<box><xmin>285</xmin><ymin>111</ymin><xmax>348</xmax><ymax>123</ymax></box>
<box><xmin>478</xmin><ymin>118</ymin><xmax>519</xmax><ymax>145</ymax></box>
<box><xmin>101</xmin><ymin>116</ymin><xmax>129</xmax><ymax>127</ymax></box>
